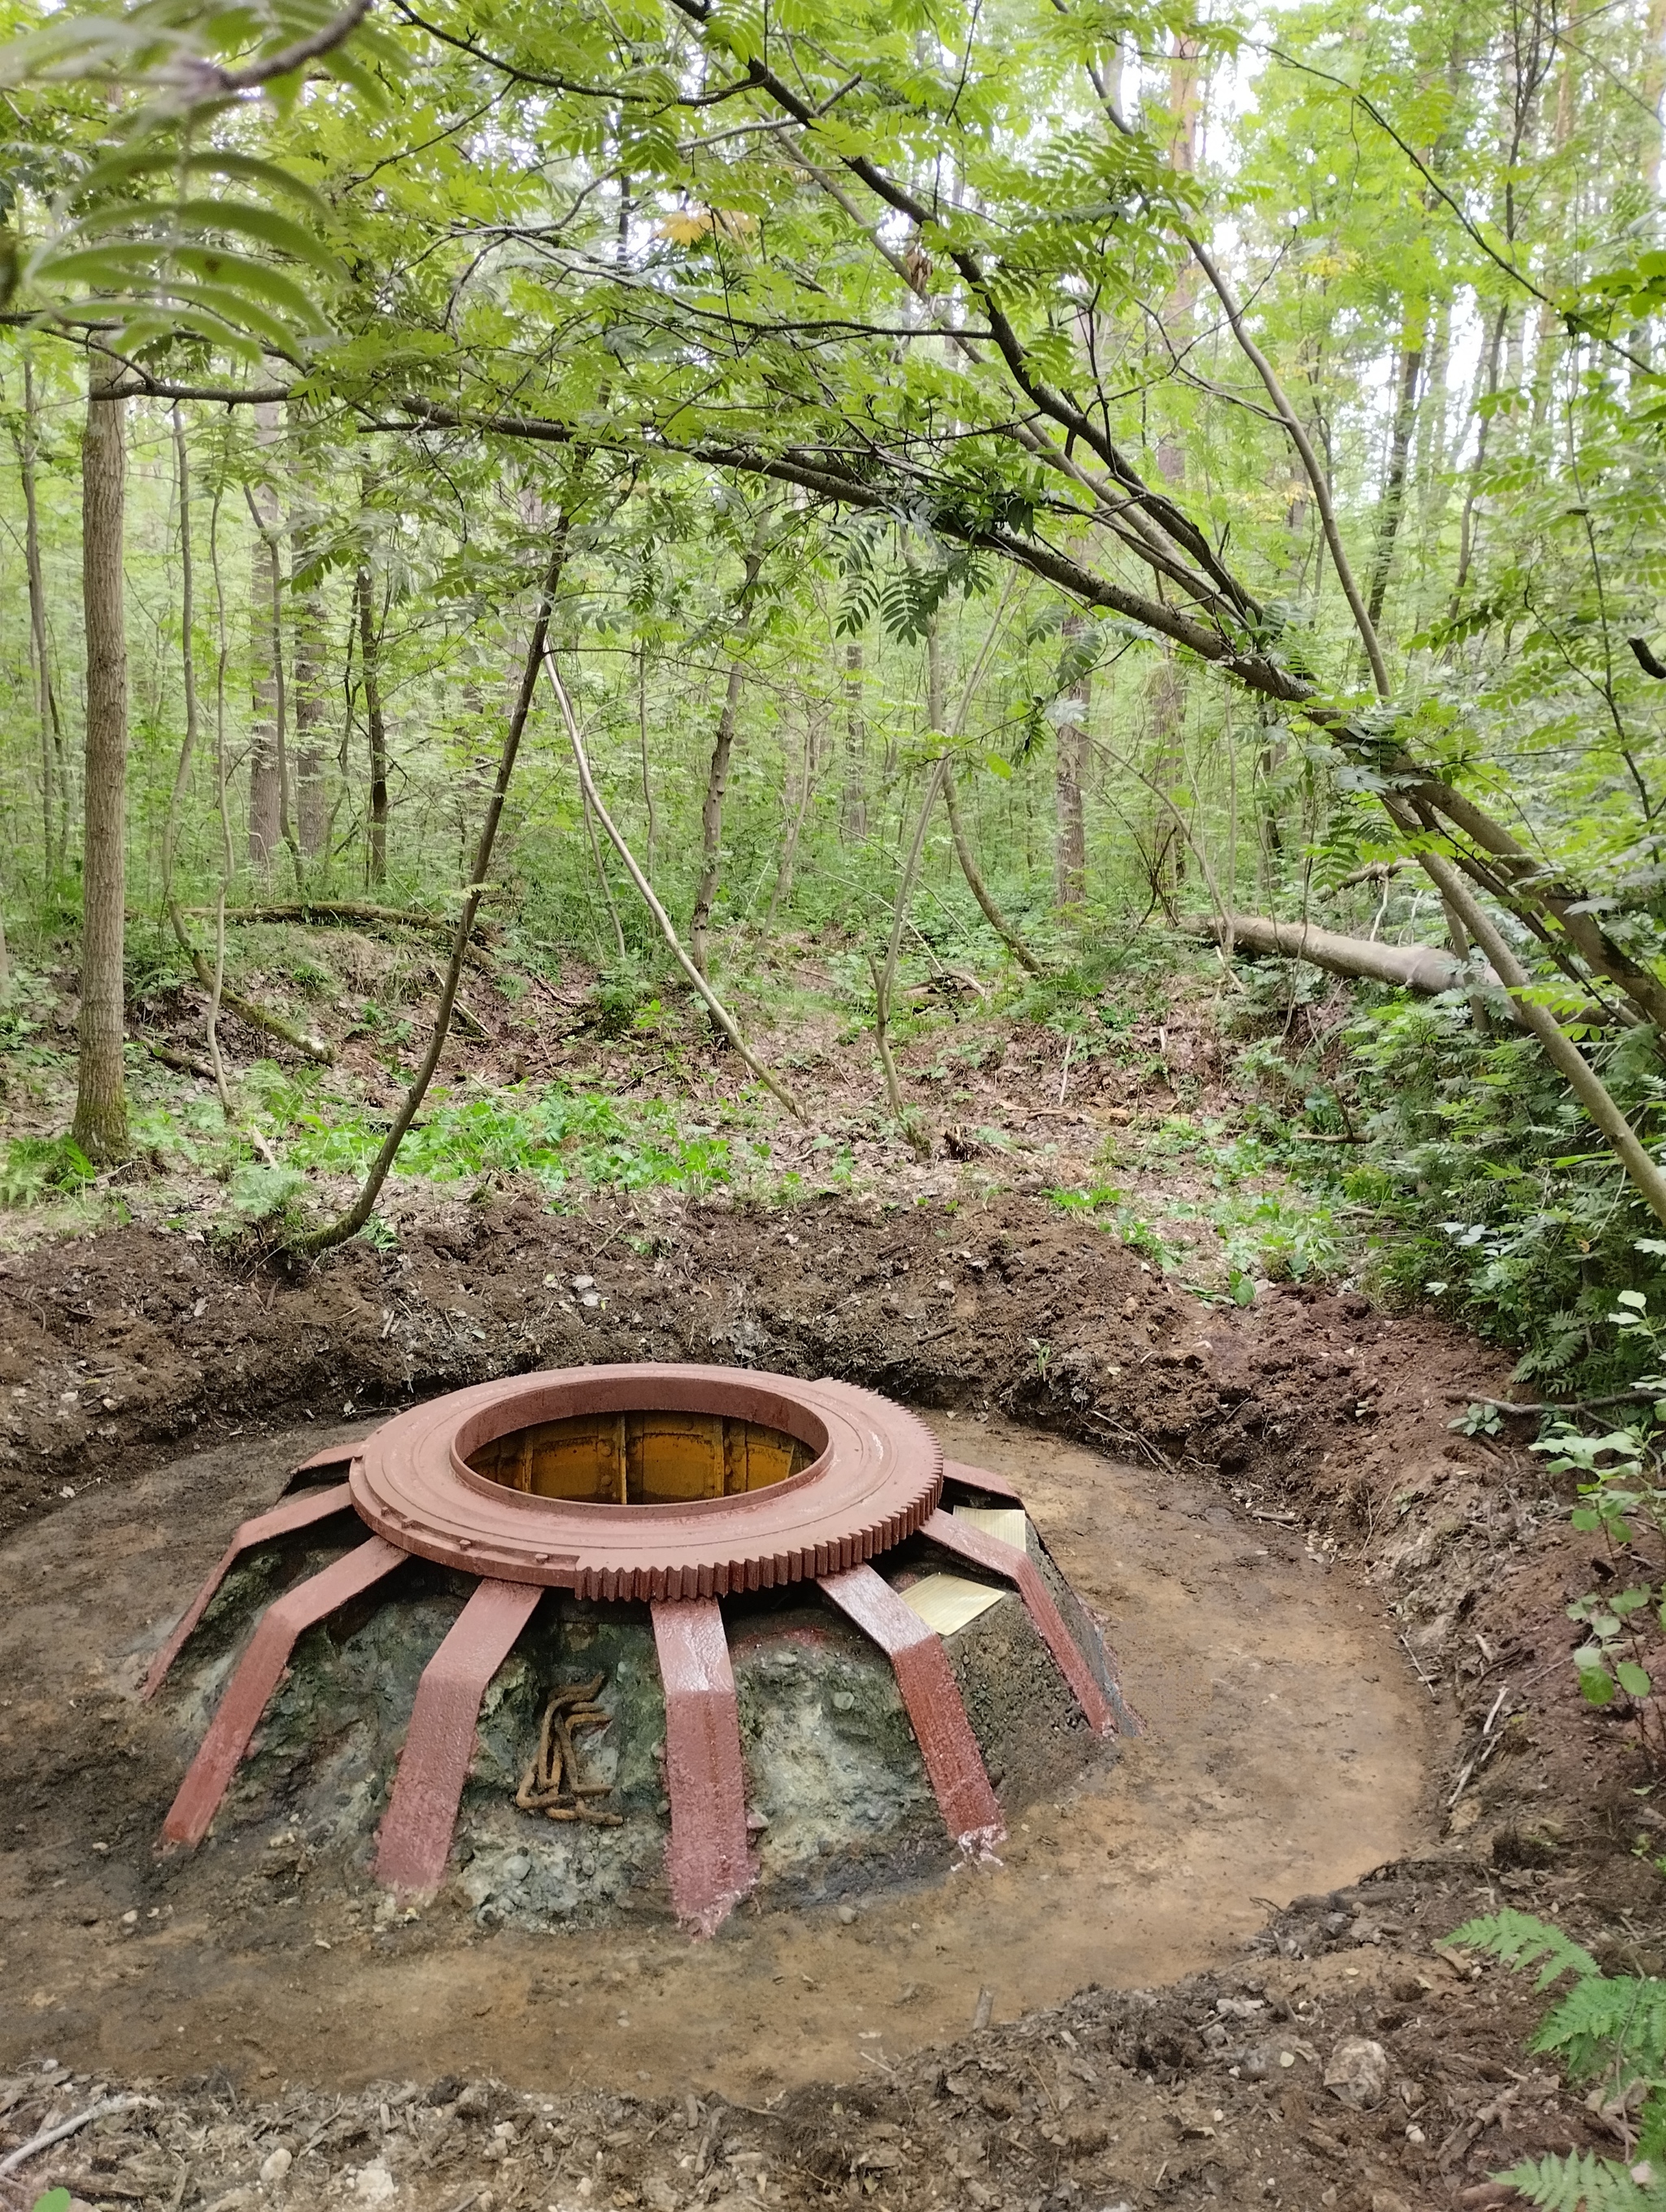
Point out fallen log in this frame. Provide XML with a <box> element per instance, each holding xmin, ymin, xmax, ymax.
<box><xmin>182</xmin><ymin>901</ymin><xmax>497</xmax><ymax>968</ymax></box>
<box><xmin>1184</xmin><ymin>912</ymin><xmax>1471</xmax><ymax>994</ymax></box>
<box><xmin>1184</xmin><ymin>912</ymin><xmax>1616</xmax><ymax>1030</ymax></box>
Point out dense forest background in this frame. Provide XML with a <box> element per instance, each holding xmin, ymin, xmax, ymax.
<box><xmin>3</xmin><ymin>0</ymin><xmax>1666</xmax><ymax>1399</ymax></box>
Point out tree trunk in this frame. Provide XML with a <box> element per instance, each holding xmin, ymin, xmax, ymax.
<box><xmin>355</xmin><ymin>560</ymin><xmax>389</xmax><ymax>884</ymax></box>
<box><xmin>689</xmin><ymin>524</ymin><xmax>770</xmax><ymax>975</ymax></box>
<box><xmin>636</xmin><ymin>641</ymin><xmax>657</xmax><ymax>877</ymax></box>
<box><xmin>164</xmin><ymin>404</ymin><xmax>200</xmax><ymax>910</ymax></box>
<box><xmin>72</xmin><ymin>362</ymin><xmax>130</xmax><ymax>1164</ymax></box>
<box><xmin>246</xmin><ymin>400</ymin><xmax>283</xmax><ymax>869</ymax></box>
<box><xmin>944</xmin><ymin>771</ymin><xmax>1045</xmax><ymax>975</ymax></box>
<box><xmin>690</xmin><ymin>658</ymin><xmax>744</xmax><ymax>977</ymax></box>
<box><xmin>842</xmin><ymin>638</ymin><xmax>867</xmax><ymax>838</ymax></box>
<box><xmin>291</xmin><ymin>474</ymin><xmax>328</xmax><ymax>858</ymax></box>
<box><xmin>770</xmin><ymin>705</ymin><xmax>821</xmax><ymax>920</ymax></box>
<box><xmin>1364</xmin><ymin>337</ymin><xmax>1425</xmax><ymax>631</ymax></box>
<box><xmin>1054</xmin><ymin>610</ymin><xmax>1089</xmax><ymax>908</ymax></box>
<box><xmin>1145</xmin><ymin>654</ymin><xmax>1188</xmax><ymax>910</ymax></box>
<box><xmin>15</xmin><ymin>355</ymin><xmax>60</xmax><ymax>880</ymax></box>
<box><xmin>294</xmin><ymin>520</ymin><xmax>578</xmax><ymax>1254</ymax></box>
<box><xmin>1186</xmin><ymin>911</ymin><xmax>1483</xmax><ymax>995</ymax></box>
<box><xmin>1450</xmin><ymin>303</ymin><xmax>1510</xmax><ymax>611</ymax></box>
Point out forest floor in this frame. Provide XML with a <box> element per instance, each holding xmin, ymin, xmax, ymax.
<box><xmin>0</xmin><ymin>925</ymin><xmax>1659</xmax><ymax>2212</ymax></box>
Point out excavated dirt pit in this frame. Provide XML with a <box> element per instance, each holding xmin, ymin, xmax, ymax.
<box><xmin>0</xmin><ymin>1403</ymin><xmax>1440</xmax><ymax>2101</ymax></box>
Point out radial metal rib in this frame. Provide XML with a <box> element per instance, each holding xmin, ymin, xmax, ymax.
<box><xmin>162</xmin><ymin>1537</ymin><xmax>406</xmax><ymax>1848</ymax></box>
<box><xmin>374</xmin><ymin>1578</ymin><xmax>543</xmax><ymax>1895</ymax></box>
<box><xmin>819</xmin><ymin>1561</ymin><xmax>1003</xmax><ymax>1851</ymax></box>
<box><xmin>922</xmin><ymin>1505</ymin><xmax>1114</xmax><ymax>1736</ymax></box>
<box><xmin>650</xmin><ymin>1597</ymin><xmax>753</xmax><ymax>1935</ymax></box>
<box><xmin>142</xmin><ymin>1482</ymin><xmax>356</xmax><ymax>1702</ymax></box>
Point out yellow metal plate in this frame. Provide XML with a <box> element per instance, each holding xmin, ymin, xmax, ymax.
<box><xmin>953</xmin><ymin>1505</ymin><xmax>1029</xmax><ymax>1552</ymax></box>
<box><xmin>900</xmin><ymin>1572</ymin><xmax>1010</xmax><ymax>1637</ymax></box>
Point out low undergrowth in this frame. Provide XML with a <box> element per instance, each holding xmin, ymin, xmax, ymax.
<box><xmin>1222</xmin><ymin>965</ymin><xmax>1666</xmax><ymax>1400</ymax></box>
<box><xmin>1454</xmin><ymin>1910</ymin><xmax>1666</xmax><ymax>2210</ymax></box>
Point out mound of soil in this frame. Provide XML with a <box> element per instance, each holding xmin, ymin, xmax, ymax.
<box><xmin>0</xmin><ymin>1189</ymin><xmax>1657</xmax><ymax>2208</ymax></box>
<box><xmin>0</xmin><ymin>1187</ymin><xmax>1499</xmax><ymax>1532</ymax></box>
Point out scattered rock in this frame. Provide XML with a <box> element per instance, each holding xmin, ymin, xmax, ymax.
<box><xmin>259</xmin><ymin>2145</ymin><xmax>293</xmax><ymax>2184</ymax></box>
<box><xmin>1324</xmin><ymin>2036</ymin><xmax>1389</xmax><ymax>2110</ymax></box>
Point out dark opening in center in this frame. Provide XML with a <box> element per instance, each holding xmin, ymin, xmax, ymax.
<box><xmin>467</xmin><ymin>1409</ymin><xmax>814</xmax><ymax>1506</ymax></box>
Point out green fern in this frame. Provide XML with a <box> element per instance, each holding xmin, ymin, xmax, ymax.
<box><xmin>1450</xmin><ymin>1909</ymin><xmax>1603</xmax><ymax>1991</ymax></box>
<box><xmin>1494</xmin><ymin>2149</ymin><xmax>1666</xmax><ymax>2210</ymax></box>
<box><xmin>1537</xmin><ymin>1974</ymin><xmax>1666</xmax><ymax>2089</ymax></box>
<box><xmin>1452</xmin><ymin>1914</ymin><xmax>1666</xmax><ymax>2210</ymax></box>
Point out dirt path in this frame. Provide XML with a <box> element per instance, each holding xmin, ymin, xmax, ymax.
<box><xmin>0</xmin><ymin>1408</ymin><xmax>1437</xmax><ymax>2100</ymax></box>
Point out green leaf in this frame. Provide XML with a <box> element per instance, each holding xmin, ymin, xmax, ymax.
<box><xmin>75</xmin><ymin>146</ymin><xmax>329</xmax><ymax>213</ymax></box>
<box><xmin>1618</xmin><ymin>1661</ymin><xmax>1653</xmax><ymax>1699</ymax></box>
<box><xmin>31</xmin><ymin>2192</ymin><xmax>73</xmax><ymax>2212</ymax></box>
<box><xmin>1448</xmin><ymin>1910</ymin><xmax>1602</xmax><ymax>1989</ymax></box>
<box><xmin>1494</xmin><ymin>2149</ymin><xmax>1657</xmax><ymax>2210</ymax></box>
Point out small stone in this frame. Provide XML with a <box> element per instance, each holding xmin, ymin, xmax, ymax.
<box><xmin>1324</xmin><ymin>2036</ymin><xmax>1389</xmax><ymax>2111</ymax></box>
<box><xmin>120</xmin><ymin>1909</ymin><xmax>138</xmax><ymax>1927</ymax></box>
<box><xmin>571</xmin><ymin>1275</ymin><xmax>595</xmax><ymax>1291</ymax></box>
<box><xmin>580</xmin><ymin>1292</ymin><xmax>602</xmax><ymax>1309</ymax></box>
<box><xmin>352</xmin><ymin>2159</ymin><xmax>397</xmax><ymax>2206</ymax></box>
<box><xmin>503</xmin><ymin>1853</ymin><xmax>532</xmax><ymax>1883</ymax></box>
<box><xmin>259</xmin><ymin>2146</ymin><xmax>293</xmax><ymax>2185</ymax></box>
<box><xmin>837</xmin><ymin>1905</ymin><xmax>857</xmax><ymax>1925</ymax></box>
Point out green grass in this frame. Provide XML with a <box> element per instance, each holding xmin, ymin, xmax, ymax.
<box><xmin>273</xmin><ymin>1079</ymin><xmax>743</xmax><ymax>1201</ymax></box>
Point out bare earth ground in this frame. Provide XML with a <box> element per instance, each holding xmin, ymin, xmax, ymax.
<box><xmin>0</xmin><ymin>941</ymin><xmax>1654</xmax><ymax>2210</ymax></box>
<box><xmin>0</xmin><ymin>1183</ymin><xmax>1653</xmax><ymax>2211</ymax></box>
<box><xmin>0</xmin><ymin>1411</ymin><xmax>1434</xmax><ymax>2096</ymax></box>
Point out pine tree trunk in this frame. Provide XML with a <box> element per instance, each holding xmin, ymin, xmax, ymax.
<box><xmin>1054</xmin><ymin>611</ymin><xmax>1089</xmax><ymax>908</ymax></box>
<box><xmin>72</xmin><ymin>363</ymin><xmax>129</xmax><ymax>1163</ymax></box>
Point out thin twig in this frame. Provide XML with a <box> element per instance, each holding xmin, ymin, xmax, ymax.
<box><xmin>0</xmin><ymin>2095</ymin><xmax>147</xmax><ymax>2178</ymax></box>
<box><xmin>542</xmin><ymin>651</ymin><xmax>803</xmax><ymax>1121</ymax></box>
<box><xmin>1399</xmin><ymin>1634</ymin><xmax>1442</xmax><ymax>1700</ymax></box>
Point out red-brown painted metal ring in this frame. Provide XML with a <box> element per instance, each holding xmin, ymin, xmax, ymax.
<box><xmin>348</xmin><ymin>1364</ymin><xmax>944</xmax><ymax>1601</ymax></box>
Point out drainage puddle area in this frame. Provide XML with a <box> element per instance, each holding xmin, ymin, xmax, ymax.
<box><xmin>0</xmin><ymin>1407</ymin><xmax>1440</xmax><ymax>2101</ymax></box>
